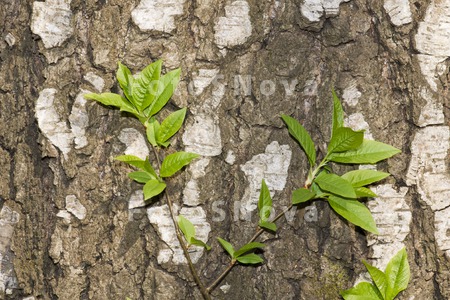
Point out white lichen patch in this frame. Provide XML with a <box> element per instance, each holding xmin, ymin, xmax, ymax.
<box><xmin>345</xmin><ymin>113</ymin><xmax>373</xmax><ymax>140</ymax></box>
<box><xmin>0</xmin><ymin>206</ymin><xmax>20</xmax><ymax>293</ymax></box>
<box><xmin>182</xmin><ymin>158</ymin><xmax>210</xmax><ymax>206</ymax></box>
<box><xmin>434</xmin><ymin>208</ymin><xmax>450</xmax><ymax>257</ymax></box>
<box><xmin>182</xmin><ymin>114</ymin><xmax>222</xmax><ymax>156</ymax></box>
<box><xmin>31</xmin><ymin>0</ymin><xmax>73</xmax><ymax>48</ymax></box>
<box><xmin>406</xmin><ymin>126</ymin><xmax>450</xmax><ymax>211</ymax></box>
<box><xmin>417</xmin><ymin>85</ymin><xmax>445</xmax><ymax>126</ymax></box>
<box><xmin>128</xmin><ymin>190</ymin><xmax>146</xmax><ymax>210</ymax></box>
<box><xmin>4</xmin><ymin>33</ymin><xmax>16</xmax><ymax>47</ymax></box>
<box><xmin>147</xmin><ymin>205</ymin><xmax>210</xmax><ymax>264</ymax></box>
<box><xmin>118</xmin><ymin>128</ymin><xmax>149</xmax><ymax>160</ymax></box>
<box><xmin>69</xmin><ymin>91</ymin><xmax>89</xmax><ymax>149</ymax></box>
<box><xmin>83</xmin><ymin>72</ymin><xmax>105</xmax><ymax>92</ymax></box>
<box><xmin>367</xmin><ymin>184</ymin><xmax>410</xmax><ymax>268</ymax></box>
<box><xmin>65</xmin><ymin>195</ymin><xmax>87</xmax><ymax>220</ymax></box>
<box><xmin>214</xmin><ymin>1</ymin><xmax>252</xmax><ymax>48</ymax></box>
<box><xmin>239</xmin><ymin>141</ymin><xmax>292</xmax><ymax>219</ymax></box>
<box><xmin>342</xmin><ymin>83</ymin><xmax>362</xmax><ymax>107</ymax></box>
<box><xmin>383</xmin><ymin>0</ymin><xmax>412</xmax><ymax>26</ymax></box>
<box><xmin>36</xmin><ymin>88</ymin><xmax>73</xmax><ymax>158</ymax></box>
<box><xmin>300</xmin><ymin>0</ymin><xmax>350</xmax><ymax>22</ymax></box>
<box><xmin>147</xmin><ymin>205</ymin><xmax>184</xmax><ymax>264</ymax></box>
<box><xmin>414</xmin><ymin>1</ymin><xmax>450</xmax><ymax>125</ymax></box>
<box><xmin>131</xmin><ymin>0</ymin><xmax>186</xmax><ymax>33</ymax></box>
<box><xmin>191</xmin><ymin>69</ymin><xmax>220</xmax><ymax>96</ymax></box>
<box><xmin>225</xmin><ymin>150</ymin><xmax>236</xmax><ymax>165</ymax></box>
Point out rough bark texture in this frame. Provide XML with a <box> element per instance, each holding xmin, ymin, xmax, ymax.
<box><xmin>0</xmin><ymin>0</ymin><xmax>449</xmax><ymax>299</ymax></box>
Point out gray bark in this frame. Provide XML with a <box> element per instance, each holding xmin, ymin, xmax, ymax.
<box><xmin>0</xmin><ymin>0</ymin><xmax>449</xmax><ymax>299</ymax></box>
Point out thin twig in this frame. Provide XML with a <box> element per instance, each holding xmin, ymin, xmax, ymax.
<box><xmin>207</xmin><ymin>204</ymin><xmax>294</xmax><ymax>292</ymax></box>
<box><xmin>153</xmin><ymin>148</ymin><xmax>211</xmax><ymax>300</ymax></box>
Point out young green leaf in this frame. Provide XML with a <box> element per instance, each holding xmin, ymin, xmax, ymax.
<box><xmin>340</xmin><ymin>282</ymin><xmax>384</xmax><ymax>300</ymax></box>
<box><xmin>178</xmin><ymin>215</ymin><xmax>196</xmax><ymax>242</ymax></box>
<box><xmin>258</xmin><ymin>180</ymin><xmax>272</xmax><ymax>221</ymax></box>
<box><xmin>363</xmin><ymin>261</ymin><xmax>388</xmax><ymax>298</ymax></box>
<box><xmin>145</xmin><ymin>117</ymin><xmax>160</xmax><ymax>147</ymax></box>
<box><xmin>327</xmin><ymin>127</ymin><xmax>364</xmax><ymax>155</ymax></box>
<box><xmin>116</xmin><ymin>62</ymin><xmax>134</xmax><ymax>101</ymax></box>
<box><xmin>292</xmin><ymin>188</ymin><xmax>316</xmax><ymax>205</ymax></box>
<box><xmin>217</xmin><ymin>238</ymin><xmax>235</xmax><ymax>258</ymax></box>
<box><xmin>147</xmin><ymin>68</ymin><xmax>181</xmax><ymax>117</ymax></box>
<box><xmin>281</xmin><ymin>114</ymin><xmax>316</xmax><ymax>167</ymax></box>
<box><xmin>327</xmin><ymin>196</ymin><xmax>379</xmax><ymax>234</ymax></box>
<box><xmin>328</xmin><ymin>140</ymin><xmax>401</xmax><ymax>164</ymax></box>
<box><xmin>131</xmin><ymin>60</ymin><xmax>162</xmax><ymax>110</ymax></box>
<box><xmin>128</xmin><ymin>171</ymin><xmax>155</xmax><ymax>183</ymax></box>
<box><xmin>315</xmin><ymin>172</ymin><xmax>357</xmax><ymax>199</ymax></box>
<box><xmin>190</xmin><ymin>237</ymin><xmax>211</xmax><ymax>251</ymax></box>
<box><xmin>156</xmin><ymin>108</ymin><xmax>187</xmax><ymax>146</ymax></box>
<box><xmin>342</xmin><ymin>170</ymin><xmax>390</xmax><ymax>187</ymax></box>
<box><xmin>385</xmin><ymin>248</ymin><xmax>410</xmax><ymax>300</ymax></box>
<box><xmin>355</xmin><ymin>187</ymin><xmax>378</xmax><ymax>198</ymax></box>
<box><xmin>258</xmin><ymin>220</ymin><xmax>277</xmax><ymax>232</ymax></box>
<box><xmin>160</xmin><ymin>151</ymin><xmax>199</xmax><ymax>177</ymax></box>
<box><xmin>236</xmin><ymin>253</ymin><xmax>264</xmax><ymax>264</ymax></box>
<box><xmin>234</xmin><ymin>242</ymin><xmax>265</xmax><ymax>258</ymax></box>
<box><xmin>332</xmin><ymin>89</ymin><xmax>344</xmax><ymax>136</ymax></box>
<box><xmin>143</xmin><ymin>179</ymin><xmax>166</xmax><ymax>200</ymax></box>
<box><xmin>84</xmin><ymin>93</ymin><xmax>138</xmax><ymax>116</ymax></box>
<box><xmin>115</xmin><ymin>155</ymin><xmax>157</xmax><ymax>178</ymax></box>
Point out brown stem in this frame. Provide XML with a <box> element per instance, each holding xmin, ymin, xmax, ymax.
<box><xmin>153</xmin><ymin>148</ymin><xmax>211</xmax><ymax>300</ymax></box>
<box><xmin>207</xmin><ymin>204</ymin><xmax>294</xmax><ymax>292</ymax></box>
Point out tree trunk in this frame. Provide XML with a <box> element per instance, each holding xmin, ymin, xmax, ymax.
<box><xmin>0</xmin><ymin>0</ymin><xmax>449</xmax><ymax>299</ymax></box>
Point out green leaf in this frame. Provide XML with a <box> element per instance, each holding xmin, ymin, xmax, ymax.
<box><xmin>327</xmin><ymin>127</ymin><xmax>364</xmax><ymax>155</ymax></box>
<box><xmin>342</xmin><ymin>170</ymin><xmax>390</xmax><ymax>187</ymax></box>
<box><xmin>236</xmin><ymin>253</ymin><xmax>264</xmax><ymax>264</ymax></box>
<box><xmin>329</xmin><ymin>140</ymin><xmax>401</xmax><ymax>164</ymax></box>
<box><xmin>328</xmin><ymin>196</ymin><xmax>379</xmax><ymax>234</ymax></box>
<box><xmin>156</xmin><ymin>108</ymin><xmax>187</xmax><ymax>146</ymax></box>
<box><xmin>178</xmin><ymin>215</ymin><xmax>196</xmax><ymax>241</ymax></box>
<box><xmin>340</xmin><ymin>282</ymin><xmax>384</xmax><ymax>300</ymax></box>
<box><xmin>292</xmin><ymin>188</ymin><xmax>316</xmax><ymax>205</ymax></box>
<box><xmin>315</xmin><ymin>172</ymin><xmax>357</xmax><ymax>199</ymax></box>
<box><xmin>258</xmin><ymin>220</ymin><xmax>277</xmax><ymax>232</ymax></box>
<box><xmin>115</xmin><ymin>155</ymin><xmax>157</xmax><ymax>178</ymax></box>
<box><xmin>85</xmin><ymin>93</ymin><xmax>138</xmax><ymax>116</ymax></box>
<box><xmin>131</xmin><ymin>60</ymin><xmax>162</xmax><ymax>110</ymax></box>
<box><xmin>363</xmin><ymin>261</ymin><xmax>388</xmax><ymax>298</ymax></box>
<box><xmin>148</xmin><ymin>68</ymin><xmax>181</xmax><ymax>117</ymax></box>
<box><xmin>281</xmin><ymin>114</ymin><xmax>316</xmax><ymax>166</ymax></box>
<box><xmin>190</xmin><ymin>237</ymin><xmax>211</xmax><ymax>251</ymax></box>
<box><xmin>217</xmin><ymin>238</ymin><xmax>235</xmax><ymax>258</ymax></box>
<box><xmin>385</xmin><ymin>248</ymin><xmax>410</xmax><ymax>300</ymax></box>
<box><xmin>145</xmin><ymin>118</ymin><xmax>160</xmax><ymax>147</ymax></box>
<box><xmin>355</xmin><ymin>187</ymin><xmax>378</xmax><ymax>198</ymax></box>
<box><xmin>128</xmin><ymin>171</ymin><xmax>155</xmax><ymax>183</ymax></box>
<box><xmin>234</xmin><ymin>242</ymin><xmax>265</xmax><ymax>258</ymax></box>
<box><xmin>160</xmin><ymin>151</ymin><xmax>199</xmax><ymax>177</ymax></box>
<box><xmin>311</xmin><ymin>182</ymin><xmax>329</xmax><ymax>199</ymax></box>
<box><xmin>258</xmin><ymin>180</ymin><xmax>272</xmax><ymax>221</ymax></box>
<box><xmin>332</xmin><ymin>89</ymin><xmax>344</xmax><ymax>136</ymax></box>
<box><xmin>143</xmin><ymin>179</ymin><xmax>166</xmax><ymax>200</ymax></box>
<box><xmin>116</xmin><ymin>62</ymin><xmax>134</xmax><ymax>101</ymax></box>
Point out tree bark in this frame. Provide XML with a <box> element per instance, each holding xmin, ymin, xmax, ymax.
<box><xmin>0</xmin><ymin>0</ymin><xmax>449</xmax><ymax>299</ymax></box>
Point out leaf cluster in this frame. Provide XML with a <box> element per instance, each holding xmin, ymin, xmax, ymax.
<box><xmin>341</xmin><ymin>248</ymin><xmax>410</xmax><ymax>300</ymax></box>
<box><xmin>217</xmin><ymin>238</ymin><xmax>265</xmax><ymax>264</ymax></box>
<box><xmin>85</xmin><ymin>61</ymin><xmax>199</xmax><ymax>202</ymax></box>
<box><xmin>281</xmin><ymin>91</ymin><xmax>400</xmax><ymax>234</ymax></box>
